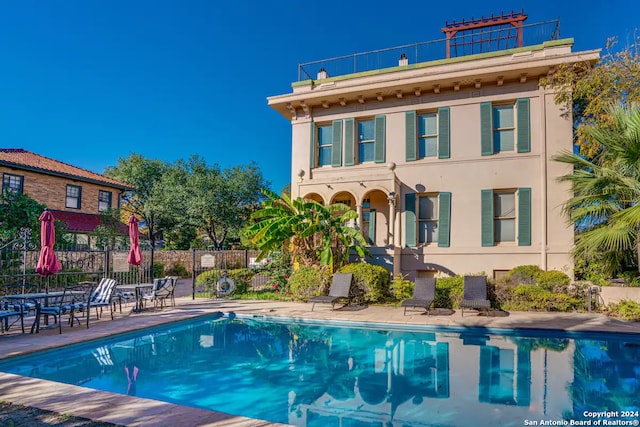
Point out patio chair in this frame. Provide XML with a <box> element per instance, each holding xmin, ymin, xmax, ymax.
<box><xmin>401</xmin><ymin>277</ymin><xmax>436</xmax><ymax>315</ymax></box>
<box><xmin>166</xmin><ymin>276</ymin><xmax>178</xmax><ymax>308</ymax></box>
<box><xmin>309</xmin><ymin>273</ymin><xmax>353</xmax><ymax>311</ymax></box>
<box><xmin>37</xmin><ymin>282</ymin><xmax>95</xmax><ymax>334</ymax></box>
<box><xmin>0</xmin><ymin>296</ymin><xmax>24</xmax><ymax>334</ymax></box>
<box><xmin>460</xmin><ymin>276</ymin><xmax>491</xmax><ymax>316</ymax></box>
<box><xmin>142</xmin><ymin>277</ymin><xmax>173</xmax><ymax>310</ymax></box>
<box><xmin>4</xmin><ymin>283</ymin><xmax>39</xmax><ymax>316</ymax></box>
<box><xmin>89</xmin><ymin>278</ymin><xmax>118</xmax><ymax>320</ymax></box>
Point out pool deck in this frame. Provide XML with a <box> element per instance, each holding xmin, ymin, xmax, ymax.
<box><xmin>1</xmin><ymin>297</ymin><xmax>639</xmax><ymax>426</ymax></box>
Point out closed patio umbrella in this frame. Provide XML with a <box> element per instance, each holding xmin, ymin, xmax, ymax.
<box><xmin>35</xmin><ymin>210</ymin><xmax>61</xmax><ymax>292</ymax></box>
<box><xmin>127</xmin><ymin>215</ymin><xmax>142</xmax><ymax>283</ymax></box>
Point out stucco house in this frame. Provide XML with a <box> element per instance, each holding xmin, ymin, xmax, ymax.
<box><xmin>268</xmin><ymin>13</ymin><xmax>599</xmax><ymax>280</ymax></box>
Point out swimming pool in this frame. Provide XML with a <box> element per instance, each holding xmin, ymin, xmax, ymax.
<box><xmin>0</xmin><ymin>313</ymin><xmax>639</xmax><ymax>427</ymax></box>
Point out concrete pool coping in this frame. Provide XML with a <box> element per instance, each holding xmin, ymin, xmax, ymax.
<box><xmin>1</xmin><ymin>297</ymin><xmax>639</xmax><ymax>426</ymax></box>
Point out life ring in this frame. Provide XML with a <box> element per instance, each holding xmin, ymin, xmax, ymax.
<box><xmin>216</xmin><ymin>277</ymin><xmax>235</xmax><ymax>295</ymax></box>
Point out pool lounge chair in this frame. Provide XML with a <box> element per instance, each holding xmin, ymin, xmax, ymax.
<box><xmin>460</xmin><ymin>276</ymin><xmax>491</xmax><ymax>316</ymax></box>
<box><xmin>401</xmin><ymin>277</ymin><xmax>436</xmax><ymax>315</ymax></box>
<box><xmin>89</xmin><ymin>278</ymin><xmax>118</xmax><ymax>321</ymax></box>
<box><xmin>309</xmin><ymin>273</ymin><xmax>353</xmax><ymax>311</ymax></box>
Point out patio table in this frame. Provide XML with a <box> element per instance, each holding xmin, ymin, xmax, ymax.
<box><xmin>116</xmin><ymin>284</ymin><xmax>154</xmax><ymax>313</ymax></box>
<box><xmin>5</xmin><ymin>292</ymin><xmax>66</xmax><ymax>334</ymax></box>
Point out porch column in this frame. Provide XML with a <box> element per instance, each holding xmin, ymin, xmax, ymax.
<box><xmin>356</xmin><ymin>204</ymin><xmax>363</xmax><ymax>231</ymax></box>
<box><xmin>388</xmin><ymin>198</ymin><xmax>396</xmax><ymax>247</ymax></box>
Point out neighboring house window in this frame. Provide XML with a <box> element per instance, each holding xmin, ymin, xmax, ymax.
<box><xmin>358</xmin><ymin>119</ymin><xmax>375</xmax><ymax>163</ymax></box>
<box><xmin>481</xmin><ymin>99</ymin><xmax>530</xmax><ymax>155</ymax></box>
<box><xmin>98</xmin><ymin>190</ymin><xmax>112</xmax><ymax>212</ymax></box>
<box><xmin>66</xmin><ymin>185</ymin><xmax>82</xmax><ymax>209</ymax></box>
<box><xmin>317</xmin><ymin>124</ymin><xmax>333</xmax><ymax>167</ymax></box>
<box><xmin>481</xmin><ymin>188</ymin><xmax>531</xmax><ymax>247</ymax></box>
<box><xmin>493</xmin><ymin>190</ymin><xmax>516</xmax><ymax>242</ymax></box>
<box><xmin>2</xmin><ymin>173</ymin><xmax>24</xmax><ymax>194</ymax></box>
<box><xmin>418</xmin><ymin>113</ymin><xmax>438</xmax><ymax>158</ymax></box>
<box><xmin>493</xmin><ymin>104</ymin><xmax>515</xmax><ymax>153</ymax></box>
<box><xmin>418</xmin><ymin>194</ymin><xmax>439</xmax><ymax>244</ymax></box>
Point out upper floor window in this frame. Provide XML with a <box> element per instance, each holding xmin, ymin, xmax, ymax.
<box><xmin>358</xmin><ymin>119</ymin><xmax>375</xmax><ymax>163</ymax></box>
<box><xmin>98</xmin><ymin>190</ymin><xmax>112</xmax><ymax>212</ymax></box>
<box><xmin>418</xmin><ymin>113</ymin><xmax>438</xmax><ymax>158</ymax></box>
<box><xmin>66</xmin><ymin>185</ymin><xmax>82</xmax><ymax>209</ymax></box>
<box><xmin>481</xmin><ymin>99</ymin><xmax>530</xmax><ymax>155</ymax></box>
<box><xmin>493</xmin><ymin>104</ymin><xmax>515</xmax><ymax>153</ymax></box>
<box><xmin>317</xmin><ymin>124</ymin><xmax>332</xmax><ymax>167</ymax></box>
<box><xmin>2</xmin><ymin>173</ymin><xmax>24</xmax><ymax>194</ymax></box>
<box><xmin>405</xmin><ymin>108</ymin><xmax>450</xmax><ymax>161</ymax></box>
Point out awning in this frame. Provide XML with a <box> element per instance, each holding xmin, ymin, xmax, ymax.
<box><xmin>51</xmin><ymin>210</ymin><xmax>128</xmax><ymax>234</ymax></box>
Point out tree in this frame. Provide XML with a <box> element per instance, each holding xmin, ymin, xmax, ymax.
<box><xmin>104</xmin><ymin>154</ymin><xmax>174</xmax><ymax>251</ymax></box>
<box><xmin>555</xmin><ymin>104</ymin><xmax>640</xmax><ymax>276</ymax></box>
<box><xmin>245</xmin><ymin>189</ymin><xmax>369</xmax><ymax>272</ymax></box>
<box><xmin>0</xmin><ymin>191</ymin><xmax>46</xmax><ymax>241</ymax></box>
<box><xmin>170</xmin><ymin>156</ymin><xmax>268</xmax><ymax>249</ymax></box>
<box><xmin>543</xmin><ymin>36</ymin><xmax>640</xmax><ymax>158</ymax></box>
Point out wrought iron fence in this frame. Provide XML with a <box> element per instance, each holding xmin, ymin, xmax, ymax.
<box><xmin>298</xmin><ymin>20</ymin><xmax>560</xmax><ymax>82</ymax></box>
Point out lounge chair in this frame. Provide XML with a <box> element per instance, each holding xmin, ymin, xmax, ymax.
<box><xmin>37</xmin><ymin>282</ymin><xmax>94</xmax><ymax>333</ymax></box>
<box><xmin>142</xmin><ymin>277</ymin><xmax>174</xmax><ymax>310</ymax></box>
<box><xmin>0</xmin><ymin>297</ymin><xmax>24</xmax><ymax>334</ymax></box>
<box><xmin>309</xmin><ymin>273</ymin><xmax>353</xmax><ymax>311</ymax></box>
<box><xmin>89</xmin><ymin>278</ymin><xmax>117</xmax><ymax>320</ymax></box>
<box><xmin>401</xmin><ymin>277</ymin><xmax>436</xmax><ymax>315</ymax></box>
<box><xmin>460</xmin><ymin>276</ymin><xmax>491</xmax><ymax>316</ymax></box>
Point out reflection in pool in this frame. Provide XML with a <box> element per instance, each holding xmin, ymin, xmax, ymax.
<box><xmin>1</xmin><ymin>313</ymin><xmax>639</xmax><ymax>427</ymax></box>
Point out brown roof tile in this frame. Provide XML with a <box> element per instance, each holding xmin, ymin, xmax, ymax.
<box><xmin>0</xmin><ymin>149</ymin><xmax>133</xmax><ymax>189</ymax></box>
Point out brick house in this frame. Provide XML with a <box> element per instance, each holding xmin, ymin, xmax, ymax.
<box><xmin>0</xmin><ymin>148</ymin><xmax>133</xmax><ymax>248</ymax></box>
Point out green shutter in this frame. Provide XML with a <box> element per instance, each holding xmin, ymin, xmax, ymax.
<box><xmin>405</xmin><ymin>193</ymin><xmax>416</xmax><ymax>247</ymax></box>
<box><xmin>405</xmin><ymin>111</ymin><xmax>417</xmax><ymax>161</ymax></box>
<box><xmin>480</xmin><ymin>102</ymin><xmax>494</xmax><ymax>156</ymax></box>
<box><xmin>331</xmin><ymin>120</ymin><xmax>342</xmax><ymax>167</ymax></box>
<box><xmin>516</xmin><ymin>98</ymin><xmax>531</xmax><ymax>153</ymax></box>
<box><xmin>516</xmin><ymin>348</ymin><xmax>531</xmax><ymax>406</ymax></box>
<box><xmin>518</xmin><ymin>187</ymin><xmax>531</xmax><ymax>246</ymax></box>
<box><xmin>438</xmin><ymin>192</ymin><xmax>451</xmax><ymax>247</ymax></box>
<box><xmin>344</xmin><ymin>118</ymin><xmax>355</xmax><ymax>166</ymax></box>
<box><xmin>374</xmin><ymin>115</ymin><xmax>386</xmax><ymax>163</ymax></box>
<box><xmin>481</xmin><ymin>189</ymin><xmax>494</xmax><ymax>246</ymax></box>
<box><xmin>368</xmin><ymin>209</ymin><xmax>376</xmax><ymax>245</ymax></box>
<box><xmin>438</xmin><ymin>107</ymin><xmax>450</xmax><ymax>159</ymax></box>
<box><xmin>309</xmin><ymin>121</ymin><xmax>316</xmax><ymax>169</ymax></box>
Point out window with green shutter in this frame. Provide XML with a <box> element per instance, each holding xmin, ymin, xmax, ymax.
<box><xmin>357</xmin><ymin>119</ymin><xmax>375</xmax><ymax>163</ymax></box>
<box><xmin>480</xmin><ymin>102</ymin><xmax>494</xmax><ymax>156</ymax></box>
<box><xmin>309</xmin><ymin>121</ymin><xmax>315</xmax><ymax>169</ymax></box>
<box><xmin>344</xmin><ymin>118</ymin><xmax>355</xmax><ymax>166</ymax></box>
<box><xmin>481</xmin><ymin>188</ymin><xmax>530</xmax><ymax>246</ymax></box>
<box><xmin>518</xmin><ymin>187</ymin><xmax>531</xmax><ymax>246</ymax></box>
<box><xmin>405</xmin><ymin>111</ymin><xmax>417</xmax><ymax>161</ymax></box>
<box><xmin>374</xmin><ymin>115</ymin><xmax>386</xmax><ymax>163</ymax></box>
<box><xmin>317</xmin><ymin>124</ymin><xmax>333</xmax><ymax>167</ymax></box>
<box><xmin>481</xmin><ymin>189</ymin><xmax>494</xmax><ymax>246</ymax></box>
<box><xmin>438</xmin><ymin>192</ymin><xmax>451</xmax><ymax>247</ymax></box>
<box><xmin>438</xmin><ymin>107</ymin><xmax>450</xmax><ymax>159</ymax></box>
<box><xmin>516</xmin><ymin>99</ymin><xmax>530</xmax><ymax>153</ymax></box>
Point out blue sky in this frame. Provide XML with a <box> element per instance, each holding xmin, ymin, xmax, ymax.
<box><xmin>0</xmin><ymin>1</ymin><xmax>637</xmax><ymax>193</ymax></box>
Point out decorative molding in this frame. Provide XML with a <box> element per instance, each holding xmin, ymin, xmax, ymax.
<box><xmin>520</xmin><ymin>73</ymin><xmax>528</xmax><ymax>83</ymax></box>
<box><xmin>376</xmin><ymin>93</ymin><xmax>383</xmax><ymax>101</ymax></box>
<box><xmin>339</xmin><ymin>98</ymin><xmax>347</xmax><ymax>106</ymax></box>
<box><xmin>358</xmin><ymin>95</ymin><xmax>365</xmax><ymax>104</ymax></box>
<box><xmin>497</xmin><ymin>76</ymin><xmax>504</xmax><ymax>86</ymax></box>
<box><xmin>395</xmin><ymin>90</ymin><xmax>403</xmax><ymax>98</ymax></box>
<box><xmin>414</xmin><ymin>87</ymin><xmax>421</xmax><ymax>96</ymax></box>
<box><xmin>433</xmin><ymin>84</ymin><xmax>440</xmax><ymax>94</ymax></box>
<box><xmin>474</xmin><ymin>79</ymin><xmax>482</xmax><ymax>89</ymax></box>
<box><xmin>453</xmin><ymin>81</ymin><xmax>460</xmax><ymax>91</ymax></box>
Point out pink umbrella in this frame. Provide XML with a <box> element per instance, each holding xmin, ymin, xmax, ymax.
<box><xmin>36</xmin><ymin>210</ymin><xmax>62</xmax><ymax>277</ymax></box>
<box><xmin>127</xmin><ymin>215</ymin><xmax>142</xmax><ymax>266</ymax></box>
<box><xmin>128</xmin><ymin>215</ymin><xmax>142</xmax><ymax>284</ymax></box>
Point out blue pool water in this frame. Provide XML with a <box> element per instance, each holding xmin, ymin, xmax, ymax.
<box><xmin>1</xmin><ymin>313</ymin><xmax>639</xmax><ymax>427</ymax></box>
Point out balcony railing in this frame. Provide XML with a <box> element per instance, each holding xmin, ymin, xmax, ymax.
<box><xmin>297</xmin><ymin>19</ymin><xmax>560</xmax><ymax>82</ymax></box>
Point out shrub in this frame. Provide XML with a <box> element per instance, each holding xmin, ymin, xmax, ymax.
<box><xmin>508</xmin><ymin>265</ymin><xmax>543</xmax><ymax>285</ymax></box>
<box><xmin>389</xmin><ymin>274</ymin><xmax>413</xmax><ymax>302</ymax></box>
<box><xmin>535</xmin><ymin>270</ymin><xmax>571</xmax><ymax>293</ymax></box>
<box><xmin>606</xmin><ymin>300</ymin><xmax>640</xmax><ymax>321</ymax></box>
<box><xmin>262</xmin><ymin>252</ymin><xmax>293</xmax><ymax>293</ymax></box>
<box><xmin>338</xmin><ymin>263</ymin><xmax>391</xmax><ymax>304</ymax></box>
<box><xmin>434</xmin><ymin>275</ymin><xmax>464</xmax><ymax>308</ymax></box>
<box><xmin>153</xmin><ymin>263</ymin><xmax>165</xmax><ymax>278</ymax></box>
<box><xmin>165</xmin><ymin>262</ymin><xmax>189</xmax><ymax>278</ymax></box>
<box><xmin>288</xmin><ymin>266</ymin><xmax>329</xmax><ymax>301</ymax></box>
<box><xmin>500</xmin><ymin>284</ymin><xmax>585</xmax><ymax>312</ymax></box>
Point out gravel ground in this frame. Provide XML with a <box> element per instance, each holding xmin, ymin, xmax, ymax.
<box><xmin>0</xmin><ymin>402</ymin><xmax>122</xmax><ymax>426</ymax></box>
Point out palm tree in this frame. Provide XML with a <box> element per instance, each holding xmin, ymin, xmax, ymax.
<box><xmin>555</xmin><ymin>104</ymin><xmax>640</xmax><ymax>275</ymax></box>
<box><xmin>244</xmin><ymin>189</ymin><xmax>368</xmax><ymax>272</ymax></box>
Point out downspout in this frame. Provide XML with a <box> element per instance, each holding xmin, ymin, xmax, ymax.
<box><xmin>540</xmin><ymin>91</ymin><xmax>548</xmax><ymax>270</ymax></box>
